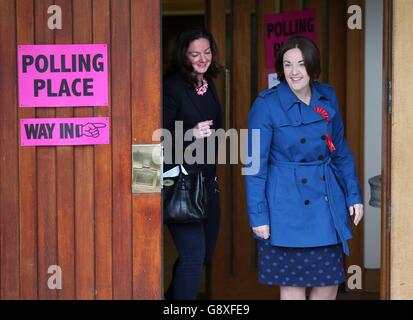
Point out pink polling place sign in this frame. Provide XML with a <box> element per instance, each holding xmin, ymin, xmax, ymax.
<box><xmin>18</xmin><ymin>44</ymin><xmax>108</xmax><ymax>107</ymax></box>
<box><xmin>265</xmin><ymin>10</ymin><xmax>317</xmax><ymax>68</ymax></box>
<box><xmin>20</xmin><ymin>117</ymin><xmax>110</xmax><ymax>146</ymax></box>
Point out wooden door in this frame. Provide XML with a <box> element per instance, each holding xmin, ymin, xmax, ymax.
<box><xmin>0</xmin><ymin>0</ymin><xmax>161</xmax><ymax>299</ymax></box>
<box><xmin>380</xmin><ymin>0</ymin><xmax>391</xmax><ymax>300</ymax></box>
<box><xmin>388</xmin><ymin>0</ymin><xmax>413</xmax><ymax>299</ymax></box>
<box><xmin>207</xmin><ymin>0</ymin><xmax>367</xmax><ymax>299</ymax></box>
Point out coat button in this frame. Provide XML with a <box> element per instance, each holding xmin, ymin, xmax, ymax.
<box><xmin>318</xmin><ymin>155</ymin><xmax>325</xmax><ymax>160</ymax></box>
<box><xmin>304</xmin><ymin>200</ymin><xmax>310</xmax><ymax>205</ymax></box>
<box><xmin>320</xmin><ymin>175</ymin><xmax>325</xmax><ymax>181</ymax></box>
<box><xmin>300</xmin><ymin>138</ymin><xmax>306</xmax><ymax>144</ymax></box>
<box><xmin>321</xmin><ymin>135</ymin><xmax>326</xmax><ymax>140</ymax></box>
<box><xmin>325</xmin><ymin>196</ymin><xmax>329</xmax><ymax>202</ymax></box>
<box><xmin>301</xmin><ymin>178</ymin><xmax>308</xmax><ymax>184</ymax></box>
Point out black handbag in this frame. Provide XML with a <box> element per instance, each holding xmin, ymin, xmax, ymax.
<box><xmin>163</xmin><ymin>166</ymin><xmax>207</xmax><ymax>224</ymax></box>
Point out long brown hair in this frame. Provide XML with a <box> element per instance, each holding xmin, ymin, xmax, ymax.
<box><xmin>167</xmin><ymin>28</ymin><xmax>222</xmax><ymax>88</ymax></box>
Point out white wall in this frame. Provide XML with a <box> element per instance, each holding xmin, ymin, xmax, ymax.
<box><xmin>363</xmin><ymin>0</ymin><xmax>383</xmax><ymax>269</ymax></box>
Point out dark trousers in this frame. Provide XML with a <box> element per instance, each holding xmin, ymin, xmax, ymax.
<box><xmin>165</xmin><ymin>178</ymin><xmax>220</xmax><ymax>300</ymax></box>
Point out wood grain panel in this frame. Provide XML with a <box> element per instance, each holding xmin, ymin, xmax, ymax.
<box><xmin>281</xmin><ymin>0</ymin><xmax>302</xmax><ymax>12</ymax></box>
<box><xmin>55</xmin><ymin>0</ymin><xmax>75</xmax><ymax>300</ymax></box>
<box><xmin>257</xmin><ymin>0</ymin><xmax>278</xmax><ymax>92</ymax></box>
<box><xmin>328</xmin><ymin>0</ymin><xmax>347</xmax><ymax>117</ymax></box>
<box><xmin>111</xmin><ymin>0</ymin><xmax>132</xmax><ymax>299</ymax></box>
<box><xmin>0</xmin><ymin>0</ymin><xmax>20</xmax><ymax>300</ymax></box>
<box><xmin>207</xmin><ymin>0</ymin><xmax>232</xmax><ymax>297</ymax></box>
<box><xmin>304</xmin><ymin>0</ymin><xmax>327</xmax><ymax>81</ymax></box>
<box><xmin>1</xmin><ymin>0</ymin><xmax>163</xmax><ymax>300</ymax></box>
<box><xmin>131</xmin><ymin>0</ymin><xmax>161</xmax><ymax>299</ymax></box>
<box><xmin>207</xmin><ymin>0</ymin><xmax>226</xmax><ymax>102</ymax></box>
<box><xmin>380</xmin><ymin>0</ymin><xmax>391</xmax><ymax>300</ymax></box>
<box><xmin>163</xmin><ymin>0</ymin><xmax>205</xmax><ymax>14</ymax></box>
<box><xmin>16</xmin><ymin>0</ymin><xmax>38</xmax><ymax>300</ymax></box>
<box><xmin>232</xmin><ymin>0</ymin><xmax>253</xmax><ymax>279</ymax></box>
<box><xmin>131</xmin><ymin>1</ymin><xmax>161</xmax><ymax>144</ymax></box>
<box><xmin>35</xmin><ymin>0</ymin><xmax>57</xmax><ymax>300</ymax></box>
<box><xmin>391</xmin><ymin>0</ymin><xmax>413</xmax><ymax>299</ymax></box>
<box><xmin>344</xmin><ymin>0</ymin><xmax>365</xmax><ymax>284</ymax></box>
<box><xmin>93</xmin><ymin>0</ymin><xmax>113</xmax><ymax>300</ymax></box>
<box><xmin>206</xmin><ymin>0</ymin><xmax>233</xmax><ymax>298</ymax></box>
<box><xmin>73</xmin><ymin>0</ymin><xmax>95</xmax><ymax>299</ymax></box>
<box><xmin>206</xmin><ymin>0</ymin><xmax>229</xmax><ymax>297</ymax></box>
<box><xmin>132</xmin><ymin>195</ymin><xmax>161</xmax><ymax>299</ymax></box>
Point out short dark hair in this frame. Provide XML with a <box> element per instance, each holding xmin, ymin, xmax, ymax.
<box><xmin>168</xmin><ymin>28</ymin><xmax>222</xmax><ymax>88</ymax></box>
<box><xmin>275</xmin><ymin>35</ymin><xmax>321</xmax><ymax>82</ymax></box>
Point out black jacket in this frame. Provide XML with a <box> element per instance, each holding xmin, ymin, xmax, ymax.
<box><xmin>163</xmin><ymin>72</ymin><xmax>222</xmax><ymax>178</ymax></box>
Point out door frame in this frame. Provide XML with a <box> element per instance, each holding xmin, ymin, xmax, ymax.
<box><xmin>380</xmin><ymin>0</ymin><xmax>392</xmax><ymax>301</ymax></box>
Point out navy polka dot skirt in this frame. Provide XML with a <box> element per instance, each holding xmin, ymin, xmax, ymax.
<box><xmin>257</xmin><ymin>240</ymin><xmax>345</xmax><ymax>287</ymax></box>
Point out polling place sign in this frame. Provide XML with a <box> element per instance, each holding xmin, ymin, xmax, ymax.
<box><xmin>20</xmin><ymin>117</ymin><xmax>110</xmax><ymax>146</ymax></box>
<box><xmin>18</xmin><ymin>44</ymin><xmax>108</xmax><ymax>107</ymax></box>
<box><xmin>265</xmin><ymin>10</ymin><xmax>317</xmax><ymax>68</ymax></box>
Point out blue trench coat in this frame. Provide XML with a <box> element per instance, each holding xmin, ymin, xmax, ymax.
<box><xmin>245</xmin><ymin>81</ymin><xmax>362</xmax><ymax>256</ymax></box>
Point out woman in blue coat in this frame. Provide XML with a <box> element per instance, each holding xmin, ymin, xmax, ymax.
<box><xmin>246</xmin><ymin>36</ymin><xmax>364</xmax><ymax>300</ymax></box>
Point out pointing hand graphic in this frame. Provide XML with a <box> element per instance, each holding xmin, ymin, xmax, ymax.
<box><xmin>80</xmin><ymin>123</ymin><xmax>106</xmax><ymax>138</ymax></box>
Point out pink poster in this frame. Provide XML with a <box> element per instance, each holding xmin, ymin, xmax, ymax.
<box><xmin>265</xmin><ymin>10</ymin><xmax>317</xmax><ymax>68</ymax></box>
<box><xmin>20</xmin><ymin>117</ymin><xmax>110</xmax><ymax>146</ymax></box>
<box><xmin>18</xmin><ymin>44</ymin><xmax>108</xmax><ymax>107</ymax></box>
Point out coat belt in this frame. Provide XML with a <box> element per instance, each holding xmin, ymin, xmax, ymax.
<box><xmin>270</xmin><ymin>158</ymin><xmax>350</xmax><ymax>256</ymax></box>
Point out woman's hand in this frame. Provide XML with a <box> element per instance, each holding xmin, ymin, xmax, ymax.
<box><xmin>193</xmin><ymin>120</ymin><xmax>213</xmax><ymax>139</ymax></box>
<box><xmin>349</xmin><ymin>203</ymin><xmax>364</xmax><ymax>226</ymax></box>
<box><xmin>252</xmin><ymin>225</ymin><xmax>270</xmax><ymax>239</ymax></box>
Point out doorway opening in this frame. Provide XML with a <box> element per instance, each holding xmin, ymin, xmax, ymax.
<box><xmin>162</xmin><ymin>0</ymin><xmax>385</xmax><ymax>300</ymax></box>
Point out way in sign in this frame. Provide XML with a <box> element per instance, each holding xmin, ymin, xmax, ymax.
<box><xmin>24</xmin><ymin>122</ymin><xmax>83</xmax><ymax>139</ymax></box>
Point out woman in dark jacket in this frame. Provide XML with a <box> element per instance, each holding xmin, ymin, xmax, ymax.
<box><xmin>163</xmin><ymin>28</ymin><xmax>222</xmax><ymax>300</ymax></box>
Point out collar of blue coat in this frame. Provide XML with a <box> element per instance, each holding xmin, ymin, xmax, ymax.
<box><xmin>276</xmin><ymin>81</ymin><xmax>337</xmax><ymax>124</ymax></box>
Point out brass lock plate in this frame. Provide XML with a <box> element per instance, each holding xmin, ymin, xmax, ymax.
<box><xmin>132</xmin><ymin>144</ymin><xmax>162</xmax><ymax>194</ymax></box>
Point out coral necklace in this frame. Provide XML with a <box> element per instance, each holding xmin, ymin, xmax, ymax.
<box><xmin>195</xmin><ymin>78</ymin><xmax>208</xmax><ymax>96</ymax></box>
